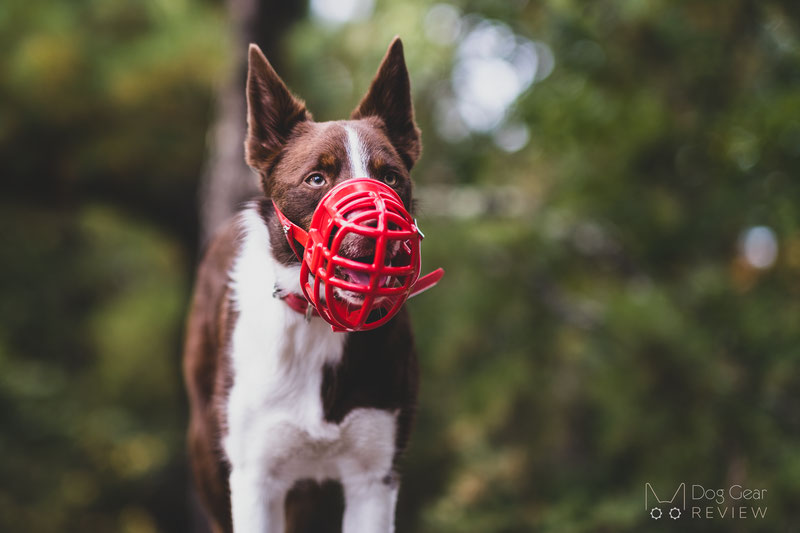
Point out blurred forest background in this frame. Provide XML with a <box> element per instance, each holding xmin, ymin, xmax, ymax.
<box><xmin>2</xmin><ymin>0</ymin><xmax>800</xmax><ymax>531</ymax></box>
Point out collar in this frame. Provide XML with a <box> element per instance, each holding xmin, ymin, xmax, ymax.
<box><xmin>274</xmin><ymin>285</ymin><xmax>319</xmax><ymax>321</ymax></box>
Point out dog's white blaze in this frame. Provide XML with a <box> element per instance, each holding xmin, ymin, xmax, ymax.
<box><xmin>345</xmin><ymin>125</ymin><xmax>370</xmax><ymax>178</ymax></box>
<box><xmin>225</xmin><ymin>205</ymin><xmax>399</xmax><ymax>532</ymax></box>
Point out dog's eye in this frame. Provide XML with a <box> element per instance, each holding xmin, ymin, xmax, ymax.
<box><xmin>305</xmin><ymin>173</ymin><xmax>326</xmax><ymax>187</ymax></box>
<box><xmin>382</xmin><ymin>173</ymin><xmax>399</xmax><ymax>187</ymax></box>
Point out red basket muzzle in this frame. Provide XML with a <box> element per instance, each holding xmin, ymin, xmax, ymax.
<box><xmin>273</xmin><ymin>178</ymin><xmax>443</xmax><ymax>331</ymax></box>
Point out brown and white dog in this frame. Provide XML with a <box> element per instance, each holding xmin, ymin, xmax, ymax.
<box><xmin>183</xmin><ymin>38</ymin><xmax>422</xmax><ymax>533</ymax></box>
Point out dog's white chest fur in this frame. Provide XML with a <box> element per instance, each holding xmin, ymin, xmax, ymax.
<box><xmin>223</xmin><ymin>207</ymin><xmax>399</xmax><ymax>532</ymax></box>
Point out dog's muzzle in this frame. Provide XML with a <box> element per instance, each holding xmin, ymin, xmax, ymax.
<box><xmin>273</xmin><ymin>178</ymin><xmax>444</xmax><ymax>331</ymax></box>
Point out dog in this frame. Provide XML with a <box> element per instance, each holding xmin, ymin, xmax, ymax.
<box><xmin>183</xmin><ymin>37</ymin><xmax>423</xmax><ymax>533</ymax></box>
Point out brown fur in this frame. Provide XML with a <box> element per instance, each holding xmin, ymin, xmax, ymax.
<box><xmin>351</xmin><ymin>39</ymin><xmax>421</xmax><ymax>171</ymax></box>
<box><xmin>245</xmin><ymin>45</ymin><xmax>312</xmax><ymax>181</ymax></box>
<box><xmin>183</xmin><ymin>220</ymin><xmax>241</xmax><ymax>532</ymax></box>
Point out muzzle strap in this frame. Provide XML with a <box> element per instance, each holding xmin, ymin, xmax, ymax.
<box><xmin>408</xmin><ymin>267</ymin><xmax>445</xmax><ymax>298</ymax></box>
<box><xmin>272</xmin><ymin>200</ymin><xmax>308</xmax><ymax>261</ymax></box>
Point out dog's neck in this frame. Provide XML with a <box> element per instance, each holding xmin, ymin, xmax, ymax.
<box><xmin>232</xmin><ymin>204</ymin><xmax>339</xmax><ymax>334</ymax></box>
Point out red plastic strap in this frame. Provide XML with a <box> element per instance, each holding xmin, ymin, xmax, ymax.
<box><xmin>272</xmin><ymin>200</ymin><xmax>308</xmax><ymax>257</ymax></box>
<box><xmin>408</xmin><ymin>268</ymin><xmax>445</xmax><ymax>298</ymax></box>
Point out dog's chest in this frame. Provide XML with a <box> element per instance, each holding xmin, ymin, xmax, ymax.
<box><xmin>222</xmin><ymin>208</ymin><xmax>398</xmax><ymax>483</ymax></box>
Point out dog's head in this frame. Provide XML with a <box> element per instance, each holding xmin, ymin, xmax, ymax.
<box><xmin>245</xmin><ymin>38</ymin><xmax>422</xmax><ymax>302</ymax></box>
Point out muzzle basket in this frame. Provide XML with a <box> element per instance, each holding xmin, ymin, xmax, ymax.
<box><xmin>300</xmin><ymin>179</ymin><xmax>422</xmax><ymax>331</ymax></box>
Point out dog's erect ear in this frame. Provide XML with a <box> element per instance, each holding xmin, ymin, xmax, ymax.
<box><xmin>246</xmin><ymin>44</ymin><xmax>310</xmax><ymax>177</ymax></box>
<box><xmin>351</xmin><ymin>37</ymin><xmax>421</xmax><ymax>170</ymax></box>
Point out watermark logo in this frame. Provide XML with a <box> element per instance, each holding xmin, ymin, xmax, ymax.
<box><xmin>645</xmin><ymin>482</ymin><xmax>685</xmax><ymax>520</ymax></box>
<box><xmin>644</xmin><ymin>483</ymin><xmax>767</xmax><ymax>521</ymax></box>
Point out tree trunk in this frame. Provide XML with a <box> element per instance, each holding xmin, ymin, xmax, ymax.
<box><xmin>198</xmin><ymin>0</ymin><xmax>306</xmax><ymax>245</ymax></box>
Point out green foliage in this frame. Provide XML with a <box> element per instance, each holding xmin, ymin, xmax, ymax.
<box><xmin>0</xmin><ymin>205</ymin><xmax>189</xmax><ymax>531</ymax></box>
<box><xmin>2</xmin><ymin>0</ymin><xmax>800</xmax><ymax>531</ymax></box>
<box><xmin>0</xmin><ymin>0</ymin><xmax>227</xmax><ymax>530</ymax></box>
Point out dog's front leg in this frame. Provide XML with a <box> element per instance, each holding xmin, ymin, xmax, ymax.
<box><xmin>229</xmin><ymin>467</ymin><xmax>286</xmax><ymax>533</ymax></box>
<box><xmin>341</xmin><ymin>474</ymin><xmax>399</xmax><ymax>533</ymax></box>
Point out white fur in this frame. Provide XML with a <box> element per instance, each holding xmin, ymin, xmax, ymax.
<box><xmin>345</xmin><ymin>125</ymin><xmax>370</xmax><ymax>178</ymax></box>
<box><xmin>225</xmin><ymin>206</ymin><xmax>399</xmax><ymax>533</ymax></box>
